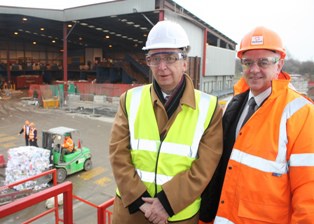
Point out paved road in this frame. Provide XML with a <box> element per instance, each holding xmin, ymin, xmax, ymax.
<box><xmin>0</xmin><ymin>90</ymin><xmax>118</xmax><ymax>223</ymax></box>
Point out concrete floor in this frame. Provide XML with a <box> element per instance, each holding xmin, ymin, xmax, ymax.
<box><xmin>0</xmin><ymin>89</ymin><xmax>118</xmax><ymax>223</ymax></box>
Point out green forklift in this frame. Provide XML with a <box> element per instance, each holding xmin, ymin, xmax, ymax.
<box><xmin>42</xmin><ymin>126</ymin><xmax>92</xmax><ymax>183</ymax></box>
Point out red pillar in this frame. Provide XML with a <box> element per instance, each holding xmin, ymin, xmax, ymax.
<box><xmin>159</xmin><ymin>10</ymin><xmax>164</xmax><ymax>21</ymax></box>
<box><xmin>63</xmin><ymin>23</ymin><xmax>68</xmax><ymax>82</ymax></box>
<box><xmin>202</xmin><ymin>28</ymin><xmax>208</xmax><ymax>77</ymax></box>
<box><xmin>6</xmin><ymin>45</ymin><xmax>11</xmax><ymax>82</ymax></box>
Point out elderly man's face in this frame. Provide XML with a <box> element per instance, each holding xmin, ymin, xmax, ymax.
<box><xmin>241</xmin><ymin>49</ymin><xmax>284</xmax><ymax>96</ymax></box>
<box><xmin>146</xmin><ymin>48</ymin><xmax>187</xmax><ymax>94</ymax></box>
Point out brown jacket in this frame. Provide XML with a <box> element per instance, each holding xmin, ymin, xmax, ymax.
<box><xmin>109</xmin><ymin>75</ymin><xmax>223</xmax><ymax>223</ymax></box>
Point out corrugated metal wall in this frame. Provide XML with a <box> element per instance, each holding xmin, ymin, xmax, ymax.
<box><xmin>200</xmin><ymin>46</ymin><xmax>235</xmax><ymax>96</ymax></box>
<box><xmin>205</xmin><ymin>46</ymin><xmax>235</xmax><ymax>76</ymax></box>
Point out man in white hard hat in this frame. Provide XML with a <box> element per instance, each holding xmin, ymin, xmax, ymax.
<box><xmin>109</xmin><ymin>20</ymin><xmax>223</xmax><ymax>224</ymax></box>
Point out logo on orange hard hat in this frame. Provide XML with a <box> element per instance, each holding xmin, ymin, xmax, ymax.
<box><xmin>251</xmin><ymin>36</ymin><xmax>264</xmax><ymax>45</ymax></box>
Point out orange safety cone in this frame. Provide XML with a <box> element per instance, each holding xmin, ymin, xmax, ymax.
<box><xmin>0</xmin><ymin>154</ymin><xmax>6</xmax><ymax>168</ymax></box>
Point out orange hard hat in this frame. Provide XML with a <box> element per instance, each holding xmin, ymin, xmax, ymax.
<box><xmin>237</xmin><ymin>26</ymin><xmax>286</xmax><ymax>59</ymax></box>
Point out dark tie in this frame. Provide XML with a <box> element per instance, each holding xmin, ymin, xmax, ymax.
<box><xmin>242</xmin><ymin>97</ymin><xmax>257</xmax><ymax>127</ymax></box>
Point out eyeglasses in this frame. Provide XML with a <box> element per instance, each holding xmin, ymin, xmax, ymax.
<box><xmin>241</xmin><ymin>57</ymin><xmax>280</xmax><ymax>70</ymax></box>
<box><xmin>146</xmin><ymin>52</ymin><xmax>186</xmax><ymax>66</ymax></box>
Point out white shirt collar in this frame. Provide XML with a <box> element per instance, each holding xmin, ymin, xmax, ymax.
<box><xmin>248</xmin><ymin>87</ymin><xmax>271</xmax><ymax>107</ymax></box>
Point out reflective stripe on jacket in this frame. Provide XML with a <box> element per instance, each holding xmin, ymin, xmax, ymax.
<box><xmin>29</xmin><ymin>128</ymin><xmax>36</xmax><ymax>140</ymax></box>
<box><xmin>124</xmin><ymin>84</ymin><xmax>217</xmax><ymax>221</ymax></box>
<box><xmin>215</xmin><ymin>72</ymin><xmax>314</xmax><ymax>223</ymax></box>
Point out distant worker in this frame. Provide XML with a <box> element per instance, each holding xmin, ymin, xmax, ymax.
<box><xmin>200</xmin><ymin>26</ymin><xmax>314</xmax><ymax>224</ymax></box>
<box><xmin>29</xmin><ymin>122</ymin><xmax>38</xmax><ymax>147</ymax></box>
<box><xmin>61</xmin><ymin>133</ymin><xmax>74</xmax><ymax>161</ymax></box>
<box><xmin>19</xmin><ymin>120</ymin><xmax>31</xmax><ymax>146</ymax></box>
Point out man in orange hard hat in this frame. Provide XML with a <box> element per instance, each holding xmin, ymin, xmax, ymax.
<box><xmin>19</xmin><ymin>120</ymin><xmax>30</xmax><ymax>146</ymax></box>
<box><xmin>199</xmin><ymin>27</ymin><xmax>314</xmax><ymax>224</ymax></box>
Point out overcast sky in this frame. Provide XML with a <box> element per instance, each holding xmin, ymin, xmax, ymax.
<box><xmin>1</xmin><ymin>0</ymin><xmax>313</xmax><ymax>62</ymax></box>
<box><xmin>174</xmin><ymin>0</ymin><xmax>314</xmax><ymax>62</ymax></box>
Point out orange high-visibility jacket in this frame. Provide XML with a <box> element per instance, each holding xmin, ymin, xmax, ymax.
<box><xmin>29</xmin><ymin>128</ymin><xmax>37</xmax><ymax>140</ymax></box>
<box><xmin>215</xmin><ymin>72</ymin><xmax>314</xmax><ymax>223</ymax></box>
<box><xmin>62</xmin><ymin>137</ymin><xmax>74</xmax><ymax>152</ymax></box>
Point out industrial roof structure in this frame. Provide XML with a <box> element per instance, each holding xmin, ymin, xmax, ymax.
<box><xmin>0</xmin><ymin>0</ymin><xmax>237</xmax><ymax>53</ymax></box>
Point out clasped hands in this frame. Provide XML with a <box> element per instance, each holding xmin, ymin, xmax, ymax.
<box><xmin>140</xmin><ymin>197</ymin><xmax>169</xmax><ymax>224</ymax></box>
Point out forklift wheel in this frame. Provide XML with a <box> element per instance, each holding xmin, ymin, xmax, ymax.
<box><xmin>57</xmin><ymin>168</ymin><xmax>67</xmax><ymax>183</ymax></box>
<box><xmin>84</xmin><ymin>159</ymin><xmax>92</xmax><ymax>171</ymax></box>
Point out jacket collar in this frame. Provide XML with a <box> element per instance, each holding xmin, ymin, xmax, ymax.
<box><xmin>151</xmin><ymin>74</ymin><xmax>196</xmax><ymax>109</ymax></box>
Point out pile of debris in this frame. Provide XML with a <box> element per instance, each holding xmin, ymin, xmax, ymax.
<box><xmin>5</xmin><ymin>146</ymin><xmax>51</xmax><ymax>191</ymax></box>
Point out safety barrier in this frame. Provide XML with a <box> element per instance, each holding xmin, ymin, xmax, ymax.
<box><xmin>0</xmin><ymin>168</ymin><xmax>114</xmax><ymax>223</ymax></box>
<box><xmin>73</xmin><ymin>195</ymin><xmax>114</xmax><ymax>224</ymax></box>
<box><xmin>28</xmin><ymin>82</ymin><xmax>142</xmax><ymax>110</ymax></box>
<box><xmin>0</xmin><ymin>169</ymin><xmax>67</xmax><ymax>223</ymax></box>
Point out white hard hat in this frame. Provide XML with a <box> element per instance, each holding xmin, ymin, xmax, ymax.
<box><xmin>142</xmin><ymin>20</ymin><xmax>190</xmax><ymax>50</ymax></box>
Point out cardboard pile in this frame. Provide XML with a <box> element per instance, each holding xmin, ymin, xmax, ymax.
<box><xmin>5</xmin><ymin>146</ymin><xmax>51</xmax><ymax>191</ymax></box>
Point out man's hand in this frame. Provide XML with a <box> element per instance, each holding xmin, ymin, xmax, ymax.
<box><xmin>142</xmin><ymin>197</ymin><xmax>169</xmax><ymax>224</ymax></box>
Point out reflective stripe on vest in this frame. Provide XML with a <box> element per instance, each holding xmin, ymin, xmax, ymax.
<box><xmin>230</xmin><ymin>96</ymin><xmax>313</xmax><ymax>174</ymax></box>
<box><xmin>214</xmin><ymin>216</ymin><xmax>235</xmax><ymax>224</ymax></box>
<box><xmin>120</xmin><ymin>84</ymin><xmax>217</xmax><ymax>221</ymax></box>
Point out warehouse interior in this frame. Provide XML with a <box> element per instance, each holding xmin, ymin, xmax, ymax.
<box><xmin>0</xmin><ymin>0</ymin><xmax>236</xmax><ymax>89</ymax></box>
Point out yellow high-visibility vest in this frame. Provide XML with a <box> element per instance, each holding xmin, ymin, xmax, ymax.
<box><xmin>120</xmin><ymin>84</ymin><xmax>217</xmax><ymax>221</ymax></box>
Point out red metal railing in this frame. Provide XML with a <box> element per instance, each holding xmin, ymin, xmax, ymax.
<box><xmin>0</xmin><ymin>169</ymin><xmax>70</xmax><ymax>224</ymax></box>
<box><xmin>0</xmin><ymin>168</ymin><xmax>114</xmax><ymax>223</ymax></box>
<box><xmin>73</xmin><ymin>194</ymin><xmax>114</xmax><ymax>224</ymax></box>
<box><xmin>98</xmin><ymin>197</ymin><xmax>114</xmax><ymax>224</ymax></box>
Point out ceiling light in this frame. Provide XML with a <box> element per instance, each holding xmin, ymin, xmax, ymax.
<box><xmin>96</xmin><ymin>28</ymin><xmax>103</xmax><ymax>31</ymax></box>
<box><xmin>109</xmin><ymin>45</ymin><xmax>112</xmax><ymax>48</ymax></box>
<box><xmin>133</xmin><ymin>24</ymin><xmax>140</xmax><ymax>27</ymax></box>
<box><xmin>68</xmin><ymin>24</ymin><xmax>72</xmax><ymax>28</ymax></box>
<box><xmin>52</xmin><ymin>40</ymin><xmax>56</xmax><ymax>43</ymax></box>
<box><xmin>14</xmin><ymin>32</ymin><xmax>18</xmax><ymax>35</ymax></box>
<box><xmin>40</xmin><ymin>28</ymin><xmax>45</xmax><ymax>31</ymax></box>
<box><xmin>105</xmin><ymin>35</ymin><xmax>110</xmax><ymax>39</ymax></box>
<box><xmin>121</xmin><ymin>19</ymin><xmax>127</xmax><ymax>22</ymax></box>
<box><xmin>33</xmin><ymin>41</ymin><xmax>37</xmax><ymax>45</ymax></box>
<box><xmin>22</xmin><ymin>17</ymin><xmax>27</xmax><ymax>21</ymax></box>
<box><xmin>80</xmin><ymin>23</ymin><xmax>88</xmax><ymax>26</ymax></box>
<box><xmin>126</xmin><ymin>21</ymin><xmax>134</xmax><ymax>25</ymax></box>
<box><xmin>88</xmin><ymin>25</ymin><xmax>95</xmax><ymax>28</ymax></box>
